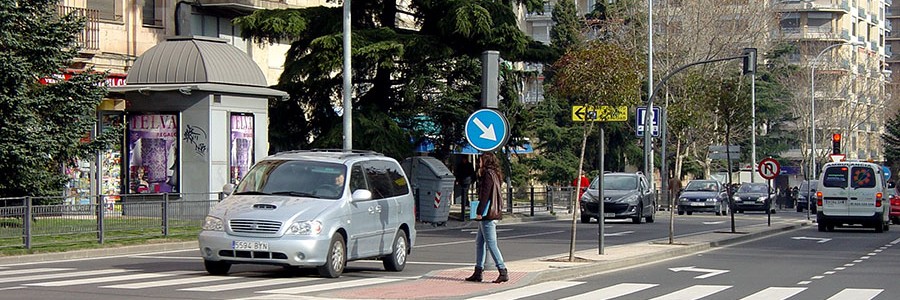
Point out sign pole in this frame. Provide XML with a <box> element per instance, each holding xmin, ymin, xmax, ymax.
<box><xmin>599</xmin><ymin>125</ymin><xmax>605</xmax><ymax>255</ymax></box>
<box><xmin>767</xmin><ymin>178</ymin><xmax>772</xmax><ymax>227</ymax></box>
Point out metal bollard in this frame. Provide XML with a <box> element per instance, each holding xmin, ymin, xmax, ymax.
<box><xmin>24</xmin><ymin>197</ymin><xmax>32</xmax><ymax>249</ymax></box>
<box><xmin>162</xmin><ymin>193</ymin><xmax>169</xmax><ymax>236</ymax></box>
<box><xmin>530</xmin><ymin>186</ymin><xmax>535</xmax><ymax>216</ymax></box>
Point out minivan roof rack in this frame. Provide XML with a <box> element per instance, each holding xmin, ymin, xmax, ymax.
<box><xmin>274</xmin><ymin>149</ymin><xmax>383</xmax><ymax>158</ymax></box>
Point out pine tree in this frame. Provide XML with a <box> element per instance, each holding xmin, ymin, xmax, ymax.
<box><xmin>0</xmin><ymin>1</ymin><xmax>111</xmax><ymax>198</ymax></box>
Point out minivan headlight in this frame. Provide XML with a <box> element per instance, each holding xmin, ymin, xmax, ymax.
<box><xmin>202</xmin><ymin>216</ymin><xmax>224</xmax><ymax>231</ymax></box>
<box><xmin>287</xmin><ymin>220</ymin><xmax>323</xmax><ymax>236</ymax></box>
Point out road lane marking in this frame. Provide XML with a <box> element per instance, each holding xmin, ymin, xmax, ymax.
<box><xmin>844</xmin><ymin>264</ymin><xmax>854</xmax><ymax>267</ymax></box>
<box><xmin>740</xmin><ymin>287</ymin><xmax>806</xmax><ymax>300</ymax></box>
<box><xmin>560</xmin><ymin>283</ymin><xmax>657</xmax><ymax>300</ymax></box>
<box><xmin>469</xmin><ymin>281</ymin><xmax>584</xmax><ymax>300</ymax></box>
<box><xmin>128</xmin><ymin>255</ymin><xmax>201</xmax><ymax>260</ymax></box>
<box><xmin>258</xmin><ymin>278</ymin><xmax>405</xmax><ymax>294</ymax></box>
<box><xmin>824</xmin><ymin>271</ymin><xmax>836</xmax><ymax>275</ymax></box>
<box><xmin>826</xmin><ymin>288</ymin><xmax>882</xmax><ymax>300</ymax></box>
<box><xmin>797</xmin><ymin>281</ymin><xmax>811</xmax><ymax>285</ymax></box>
<box><xmin>853</xmin><ymin>260</ymin><xmax>863</xmax><ymax>263</ymax></box>
<box><xmin>180</xmin><ymin>278</ymin><xmax>317</xmax><ymax>292</ymax></box>
<box><xmin>0</xmin><ymin>287</ymin><xmax>25</xmax><ymax>291</ymax></box>
<box><xmin>648</xmin><ymin>285</ymin><xmax>731</xmax><ymax>300</ymax></box>
<box><xmin>834</xmin><ymin>267</ymin><xmax>845</xmax><ymax>270</ymax></box>
<box><xmin>811</xmin><ymin>276</ymin><xmax>824</xmax><ymax>279</ymax></box>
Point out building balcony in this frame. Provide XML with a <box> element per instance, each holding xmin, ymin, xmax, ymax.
<box><xmin>774</xmin><ymin>0</ymin><xmax>850</xmax><ymax>13</ymax></box>
<box><xmin>57</xmin><ymin>5</ymin><xmax>99</xmax><ymax>52</ymax></box>
<box><xmin>858</xmin><ymin>8</ymin><xmax>867</xmax><ymax>19</ymax></box>
<box><xmin>525</xmin><ymin>3</ymin><xmax>554</xmax><ymax>21</ymax></box>
<box><xmin>778</xmin><ymin>27</ymin><xmax>850</xmax><ymax>42</ymax></box>
<box><xmin>195</xmin><ymin>0</ymin><xmax>295</xmax><ymax>13</ymax></box>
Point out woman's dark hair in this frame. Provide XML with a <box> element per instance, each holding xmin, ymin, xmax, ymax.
<box><xmin>481</xmin><ymin>152</ymin><xmax>504</xmax><ymax>179</ymax></box>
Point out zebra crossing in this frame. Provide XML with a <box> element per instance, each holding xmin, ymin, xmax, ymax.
<box><xmin>0</xmin><ymin>267</ymin><xmax>888</xmax><ymax>299</ymax></box>
<box><xmin>472</xmin><ymin>281</ymin><xmax>884</xmax><ymax>300</ymax></box>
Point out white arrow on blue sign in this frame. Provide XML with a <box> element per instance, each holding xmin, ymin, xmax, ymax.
<box><xmin>465</xmin><ymin>109</ymin><xmax>509</xmax><ymax>152</ymax></box>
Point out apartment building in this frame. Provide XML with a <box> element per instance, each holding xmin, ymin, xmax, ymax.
<box><xmin>57</xmin><ymin>0</ymin><xmax>331</xmax><ymax>86</ymax></box>
<box><xmin>775</xmin><ymin>0</ymin><xmax>888</xmax><ymax>163</ymax></box>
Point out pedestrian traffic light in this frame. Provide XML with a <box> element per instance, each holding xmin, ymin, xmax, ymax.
<box><xmin>832</xmin><ymin>133</ymin><xmax>841</xmax><ymax>155</ymax></box>
<box><xmin>742</xmin><ymin>48</ymin><xmax>757</xmax><ymax>75</ymax></box>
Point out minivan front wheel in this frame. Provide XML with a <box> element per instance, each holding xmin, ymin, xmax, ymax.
<box><xmin>204</xmin><ymin>260</ymin><xmax>231</xmax><ymax>275</ymax></box>
<box><xmin>318</xmin><ymin>234</ymin><xmax>346</xmax><ymax>278</ymax></box>
<box><xmin>383</xmin><ymin>230</ymin><xmax>408</xmax><ymax>272</ymax></box>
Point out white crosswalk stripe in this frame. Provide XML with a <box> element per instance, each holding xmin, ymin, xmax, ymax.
<box><xmin>560</xmin><ymin>283</ymin><xmax>658</xmax><ymax>300</ymax></box>
<box><xmin>257</xmin><ymin>277</ymin><xmax>405</xmax><ymax>294</ymax></box>
<box><xmin>0</xmin><ymin>269</ymin><xmax>129</xmax><ymax>284</ymax></box>
<box><xmin>740</xmin><ymin>287</ymin><xmax>807</xmax><ymax>300</ymax></box>
<box><xmin>179</xmin><ymin>278</ymin><xmax>317</xmax><ymax>292</ymax></box>
<box><xmin>648</xmin><ymin>285</ymin><xmax>731</xmax><ymax>300</ymax></box>
<box><xmin>100</xmin><ymin>274</ymin><xmax>238</xmax><ymax>289</ymax></box>
<box><xmin>0</xmin><ymin>268</ymin><xmax>72</xmax><ymax>277</ymax></box>
<box><xmin>826</xmin><ymin>288</ymin><xmax>883</xmax><ymax>300</ymax></box>
<box><xmin>468</xmin><ymin>281</ymin><xmax>584</xmax><ymax>300</ymax></box>
<box><xmin>25</xmin><ymin>272</ymin><xmax>176</xmax><ymax>287</ymax></box>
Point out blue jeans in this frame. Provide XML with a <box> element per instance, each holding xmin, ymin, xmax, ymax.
<box><xmin>474</xmin><ymin>220</ymin><xmax>506</xmax><ymax>269</ymax></box>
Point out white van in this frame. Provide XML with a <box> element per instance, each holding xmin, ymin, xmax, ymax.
<box><xmin>816</xmin><ymin>161</ymin><xmax>890</xmax><ymax>232</ymax></box>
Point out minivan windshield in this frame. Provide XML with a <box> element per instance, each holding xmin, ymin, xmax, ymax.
<box><xmin>589</xmin><ymin>175</ymin><xmax>638</xmax><ymax>190</ymax></box>
<box><xmin>234</xmin><ymin>160</ymin><xmax>347</xmax><ymax>199</ymax></box>
<box><xmin>684</xmin><ymin>181</ymin><xmax>719</xmax><ymax>192</ymax></box>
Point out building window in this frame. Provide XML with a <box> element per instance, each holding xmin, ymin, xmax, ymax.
<box><xmin>142</xmin><ymin>0</ymin><xmax>163</xmax><ymax>26</ymax></box>
<box><xmin>87</xmin><ymin>0</ymin><xmax>121</xmax><ymax>22</ymax></box>
<box><xmin>779</xmin><ymin>13</ymin><xmax>799</xmax><ymax>31</ymax></box>
<box><xmin>191</xmin><ymin>14</ymin><xmax>250</xmax><ymax>53</ymax></box>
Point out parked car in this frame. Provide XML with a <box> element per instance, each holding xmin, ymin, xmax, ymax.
<box><xmin>733</xmin><ymin>183</ymin><xmax>776</xmax><ymax>214</ymax></box>
<box><xmin>889</xmin><ymin>184</ymin><xmax>900</xmax><ymax>225</ymax></box>
<box><xmin>795</xmin><ymin>180</ymin><xmax>819</xmax><ymax>213</ymax></box>
<box><xmin>677</xmin><ymin>180</ymin><xmax>729</xmax><ymax>216</ymax></box>
<box><xmin>579</xmin><ymin>172</ymin><xmax>656</xmax><ymax>224</ymax></box>
<box><xmin>816</xmin><ymin>161</ymin><xmax>890</xmax><ymax>233</ymax></box>
<box><xmin>198</xmin><ymin>150</ymin><xmax>416</xmax><ymax>278</ymax></box>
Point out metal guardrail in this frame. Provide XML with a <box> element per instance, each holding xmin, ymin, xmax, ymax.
<box><xmin>0</xmin><ymin>193</ymin><xmax>221</xmax><ymax>250</ymax></box>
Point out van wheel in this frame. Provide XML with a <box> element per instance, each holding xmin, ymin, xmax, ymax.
<box><xmin>818</xmin><ymin>222</ymin><xmax>827</xmax><ymax>232</ymax></box>
<box><xmin>383</xmin><ymin>230</ymin><xmax>408</xmax><ymax>272</ymax></box>
<box><xmin>875</xmin><ymin>223</ymin><xmax>885</xmax><ymax>233</ymax></box>
<box><xmin>204</xmin><ymin>260</ymin><xmax>231</xmax><ymax>275</ymax></box>
<box><xmin>317</xmin><ymin>234</ymin><xmax>346</xmax><ymax>278</ymax></box>
<box><xmin>677</xmin><ymin>210</ymin><xmax>685</xmax><ymax>215</ymax></box>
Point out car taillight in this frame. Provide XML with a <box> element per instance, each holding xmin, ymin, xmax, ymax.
<box><xmin>816</xmin><ymin>191</ymin><xmax>823</xmax><ymax>206</ymax></box>
<box><xmin>876</xmin><ymin>192</ymin><xmax>883</xmax><ymax>207</ymax></box>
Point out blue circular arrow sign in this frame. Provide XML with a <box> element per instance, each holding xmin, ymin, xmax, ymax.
<box><xmin>465</xmin><ymin>109</ymin><xmax>509</xmax><ymax>152</ymax></box>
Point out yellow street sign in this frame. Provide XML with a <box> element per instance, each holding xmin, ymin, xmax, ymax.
<box><xmin>572</xmin><ymin>105</ymin><xmax>628</xmax><ymax>122</ymax></box>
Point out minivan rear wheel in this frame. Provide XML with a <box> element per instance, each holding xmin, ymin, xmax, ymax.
<box><xmin>317</xmin><ymin>234</ymin><xmax>346</xmax><ymax>278</ymax></box>
<box><xmin>383</xmin><ymin>230</ymin><xmax>408</xmax><ymax>272</ymax></box>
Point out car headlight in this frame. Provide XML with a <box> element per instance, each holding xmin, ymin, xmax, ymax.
<box><xmin>287</xmin><ymin>220</ymin><xmax>323</xmax><ymax>235</ymax></box>
<box><xmin>757</xmin><ymin>196</ymin><xmax>767</xmax><ymax>202</ymax></box>
<box><xmin>732</xmin><ymin>196</ymin><xmax>740</xmax><ymax>201</ymax></box>
<box><xmin>581</xmin><ymin>194</ymin><xmax>598</xmax><ymax>203</ymax></box>
<box><xmin>202</xmin><ymin>216</ymin><xmax>224</xmax><ymax>231</ymax></box>
<box><xmin>619</xmin><ymin>195</ymin><xmax>639</xmax><ymax>204</ymax></box>
<box><xmin>707</xmin><ymin>198</ymin><xmax>718</xmax><ymax>202</ymax></box>
<box><xmin>679</xmin><ymin>198</ymin><xmax>688</xmax><ymax>202</ymax></box>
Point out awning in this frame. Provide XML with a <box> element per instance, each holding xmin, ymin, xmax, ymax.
<box><xmin>109</xmin><ymin>83</ymin><xmax>288</xmax><ymax>100</ymax></box>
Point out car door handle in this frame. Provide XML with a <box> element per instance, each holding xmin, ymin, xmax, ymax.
<box><xmin>374</xmin><ymin>205</ymin><xmax>382</xmax><ymax>213</ymax></box>
<box><xmin>368</xmin><ymin>206</ymin><xmax>376</xmax><ymax>214</ymax></box>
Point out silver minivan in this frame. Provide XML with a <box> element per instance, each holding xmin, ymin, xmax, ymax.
<box><xmin>198</xmin><ymin>150</ymin><xmax>416</xmax><ymax>278</ymax></box>
<box><xmin>816</xmin><ymin>161</ymin><xmax>890</xmax><ymax>233</ymax></box>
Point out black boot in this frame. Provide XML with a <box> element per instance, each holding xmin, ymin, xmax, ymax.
<box><xmin>493</xmin><ymin>268</ymin><xmax>509</xmax><ymax>283</ymax></box>
<box><xmin>464</xmin><ymin>267</ymin><xmax>483</xmax><ymax>282</ymax></box>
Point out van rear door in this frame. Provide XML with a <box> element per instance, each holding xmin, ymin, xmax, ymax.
<box><xmin>820</xmin><ymin>166</ymin><xmax>850</xmax><ymax>216</ymax></box>
<box><xmin>848</xmin><ymin>165</ymin><xmax>879</xmax><ymax>217</ymax></box>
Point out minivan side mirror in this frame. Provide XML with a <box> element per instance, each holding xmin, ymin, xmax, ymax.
<box><xmin>222</xmin><ymin>183</ymin><xmax>235</xmax><ymax>196</ymax></box>
<box><xmin>352</xmin><ymin>189</ymin><xmax>373</xmax><ymax>201</ymax></box>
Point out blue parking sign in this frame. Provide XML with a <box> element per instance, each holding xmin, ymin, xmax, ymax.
<box><xmin>465</xmin><ymin>109</ymin><xmax>509</xmax><ymax>152</ymax></box>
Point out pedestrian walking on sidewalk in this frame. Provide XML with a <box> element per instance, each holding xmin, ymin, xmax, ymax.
<box><xmin>465</xmin><ymin>152</ymin><xmax>509</xmax><ymax>283</ymax></box>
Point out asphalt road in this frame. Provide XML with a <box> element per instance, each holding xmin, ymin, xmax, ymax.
<box><xmin>0</xmin><ymin>211</ymin><xmax>806</xmax><ymax>300</ymax></box>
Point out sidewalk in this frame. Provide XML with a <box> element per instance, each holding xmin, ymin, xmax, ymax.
<box><xmin>321</xmin><ymin>218</ymin><xmax>812</xmax><ymax>300</ymax></box>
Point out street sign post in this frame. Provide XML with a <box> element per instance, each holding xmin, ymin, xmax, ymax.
<box><xmin>758</xmin><ymin>157</ymin><xmax>780</xmax><ymax>226</ymax></box>
<box><xmin>636</xmin><ymin>106</ymin><xmax>660</xmax><ymax>137</ymax></box>
<box><xmin>571</xmin><ymin>105</ymin><xmax>628</xmax><ymax>122</ymax></box>
<box><xmin>465</xmin><ymin>109</ymin><xmax>509</xmax><ymax>152</ymax></box>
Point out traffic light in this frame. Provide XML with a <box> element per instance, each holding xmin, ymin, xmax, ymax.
<box><xmin>742</xmin><ymin>48</ymin><xmax>757</xmax><ymax>75</ymax></box>
<box><xmin>832</xmin><ymin>133</ymin><xmax>842</xmax><ymax>155</ymax></box>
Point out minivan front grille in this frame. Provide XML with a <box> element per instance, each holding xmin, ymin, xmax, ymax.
<box><xmin>230</xmin><ymin>219</ymin><xmax>282</xmax><ymax>233</ymax></box>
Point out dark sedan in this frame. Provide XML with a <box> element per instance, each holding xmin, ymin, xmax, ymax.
<box><xmin>733</xmin><ymin>183</ymin><xmax>776</xmax><ymax>214</ymax></box>
<box><xmin>795</xmin><ymin>180</ymin><xmax>818</xmax><ymax>213</ymax></box>
<box><xmin>579</xmin><ymin>172</ymin><xmax>656</xmax><ymax>224</ymax></box>
<box><xmin>677</xmin><ymin>180</ymin><xmax>728</xmax><ymax>216</ymax></box>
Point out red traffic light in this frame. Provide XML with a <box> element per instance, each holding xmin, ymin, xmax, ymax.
<box><xmin>832</xmin><ymin>133</ymin><xmax>841</xmax><ymax>142</ymax></box>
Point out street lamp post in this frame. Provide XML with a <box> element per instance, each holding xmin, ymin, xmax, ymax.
<box><xmin>810</xmin><ymin>42</ymin><xmax>863</xmax><ymax>178</ymax></box>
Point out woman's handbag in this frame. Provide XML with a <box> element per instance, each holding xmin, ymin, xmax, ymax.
<box><xmin>484</xmin><ymin>174</ymin><xmax>503</xmax><ymax>220</ymax></box>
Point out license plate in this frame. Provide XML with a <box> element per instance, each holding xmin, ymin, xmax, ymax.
<box><xmin>691</xmin><ymin>202</ymin><xmax>705</xmax><ymax>206</ymax></box>
<box><xmin>604</xmin><ymin>213</ymin><xmax>615</xmax><ymax>218</ymax></box>
<box><xmin>827</xmin><ymin>200</ymin><xmax>846</xmax><ymax>205</ymax></box>
<box><xmin>233</xmin><ymin>240</ymin><xmax>269</xmax><ymax>251</ymax></box>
